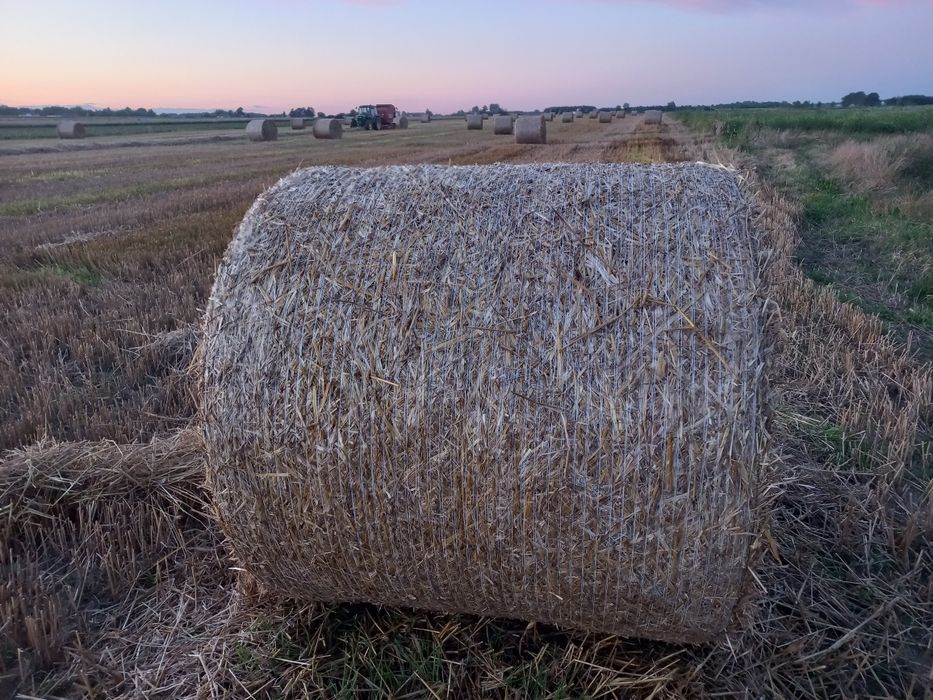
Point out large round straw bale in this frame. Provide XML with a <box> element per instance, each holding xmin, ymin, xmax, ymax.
<box><xmin>561</xmin><ymin>111</ymin><xmax>574</xmax><ymax>123</ymax></box>
<box><xmin>396</xmin><ymin>115</ymin><xmax>409</xmax><ymax>129</ymax></box>
<box><xmin>493</xmin><ymin>115</ymin><xmax>514</xmax><ymax>135</ymax></box>
<box><xmin>246</xmin><ymin>119</ymin><xmax>277</xmax><ymax>142</ymax></box>
<box><xmin>599</xmin><ymin>111</ymin><xmax>612</xmax><ymax>123</ymax></box>
<box><xmin>57</xmin><ymin>120</ymin><xmax>86</xmax><ymax>139</ymax></box>
<box><xmin>290</xmin><ymin>118</ymin><xmax>305</xmax><ymax>130</ymax></box>
<box><xmin>514</xmin><ymin>115</ymin><xmax>546</xmax><ymax>144</ymax></box>
<box><xmin>645</xmin><ymin>110</ymin><xmax>663</xmax><ymax>125</ymax></box>
<box><xmin>466</xmin><ymin>113</ymin><xmax>483</xmax><ymax>130</ymax></box>
<box><xmin>542</xmin><ymin>111</ymin><xmax>554</xmax><ymax>122</ymax></box>
<box><xmin>201</xmin><ymin>162</ymin><xmax>766</xmax><ymax>644</ymax></box>
<box><xmin>312</xmin><ymin>118</ymin><xmax>343</xmax><ymax>140</ymax></box>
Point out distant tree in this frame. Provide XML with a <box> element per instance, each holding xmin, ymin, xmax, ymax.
<box><xmin>425</xmin><ymin>108</ymin><xmax>433</xmax><ymax>117</ymax></box>
<box><xmin>623</xmin><ymin>102</ymin><xmax>630</xmax><ymax>111</ymax></box>
<box><xmin>841</xmin><ymin>91</ymin><xmax>867</xmax><ymax>107</ymax></box>
<box><xmin>481</xmin><ymin>104</ymin><xmax>488</xmax><ymax>113</ymax></box>
<box><xmin>666</xmin><ymin>101</ymin><xmax>676</xmax><ymax>110</ymax></box>
<box><xmin>865</xmin><ymin>92</ymin><xmax>881</xmax><ymax>107</ymax></box>
<box><xmin>235</xmin><ymin>107</ymin><xmax>245</xmax><ymax>117</ymax></box>
<box><xmin>470</xmin><ymin>105</ymin><xmax>479</xmax><ymax>114</ymax></box>
<box><xmin>489</xmin><ymin>103</ymin><xmax>502</xmax><ymax>114</ymax></box>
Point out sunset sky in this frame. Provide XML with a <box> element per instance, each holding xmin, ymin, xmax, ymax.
<box><xmin>1</xmin><ymin>0</ymin><xmax>931</xmax><ymax>114</ymax></box>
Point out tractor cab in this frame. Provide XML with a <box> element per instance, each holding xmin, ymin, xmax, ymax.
<box><xmin>352</xmin><ymin>105</ymin><xmax>381</xmax><ymax>130</ymax></box>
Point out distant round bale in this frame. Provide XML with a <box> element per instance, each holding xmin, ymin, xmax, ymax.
<box><xmin>466</xmin><ymin>113</ymin><xmax>483</xmax><ymax>130</ymax></box>
<box><xmin>200</xmin><ymin>162</ymin><xmax>766</xmax><ymax>644</ymax></box>
<box><xmin>514</xmin><ymin>115</ymin><xmax>546</xmax><ymax>144</ymax></box>
<box><xmin>421</xmin><ymin>113</ymin><xmax>431</xmax><ymax>123</ymax></box>
<box><xmin>599</xmin><ymin>111</ymin><xmax>612</xmax><ymax>123</ymax></box>
<box><xmin>493</xmin><ymin>115</ymin><xmax>514</xmax><ymax>135</ymax></box>
<box><xmin>542</xmin><ymin>112</ymin><xmax>554</xmax><ymax>122</ymax></box>
<box><xmin>396</xmin><ymin>115</ymin><xmax>409</xmax><ymax>129</ymax></box>
<box><xmin>574</xmin><ymin>110</ymin><xmax>583</xmax><ymax>118</ymax></box>
<box><xmin>644</xmin><ymin>110</ymin><xmax>663</xmax><ymax>125</ymax></box>
<box><xmin>290</xmin><ymin>118</ymin><xmax>305</xmax><ymax>130</ymax></box>
<box><xmin>313</xmin><ymin>118</ymin><xmax>343</xmax><ymax>140</ymax></box>
<box><xmin>246</xmin><ymin>119</ymin><xmax>277</xmax><ymax>142</ymax></box>
<box><xmin>589</xmin><ymin>111</ymin><xmax>598</xmax><ymax>120</ymax></box>
<box><xmin>561</xmin><ymin>112</ymin><xmax>574</xmax><ymax>123</ymax></box>
<box><xmin>57</xmin><ymin>120</ymin><xmax>86</xmax><ymax>139</ymax></box>
<box><xmin>616</xmin><ymin>111</ymin><xmax>626</xmax><ymax>119</ymax></box>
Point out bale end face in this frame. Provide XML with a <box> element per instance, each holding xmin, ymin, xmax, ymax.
<box><xmin>644</xmin><ymin>110</ymin><xmax>663</xmax><ymax>125</ymax></box>
<box><xmin>201</xmin><ymin>162</ymin><xmax>766</xmax><ymax>645</ymax></box>
<box><xmin>466</xmin><ymin>113</ymin><xmax>484</xmax><ymax>130</ymax></box>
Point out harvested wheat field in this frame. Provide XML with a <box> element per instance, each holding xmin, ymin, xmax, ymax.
<box><xmin>1</xmin><ymin>113</ymin><xmax>931</xmax><ymax>699</ymax></box>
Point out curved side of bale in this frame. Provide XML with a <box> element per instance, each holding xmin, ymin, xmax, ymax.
<box><xmin>589</xmin><ymin>111</ymin><xmax>598</xmax><ymax>119</ymax></box>
<box><xmin>246</xmin><ymin>119</ymin><xmax>277</xmax><ymax>142</ymax></box>
<box><xmin>514</xmin><ymin>116</ymin><xmax>546</xmax><ymax>144</ymax></box>
<box><xmin>645</xmin><ymin>110</ymin><xmax>663</xmax><ymax>125</ymax></box>
<box><xmin>493</xmin><ymin>115</ymin><xmax>513</xmax><ymax>135</ymax></box>
<box><xmin>290</xmin><ymin>118</ymin><xmax>305</xmax><ymax>130</ymax></box>
<box><xmin>598</xmin><ymin>111</ymin><xmax>612</xmax><ymax>123</ymax></box>
<box><xmin>616</xmin><ymin>111</ymin><xmax>626</xmax><ymax>119</ymax></box>
<box><xmin>466</xmin><ymin>113</ymin><xmax>483</xmax><ymax>130</ymax></box>
<box><xmin>312</xmin><ymin>118</ymin><xmax>343</xmax><ymax>140</ymax></box>
<box><xmin>561</xmin><ymin>112</ymin><xmax>574</xmax><ymax>123</ymax></box>
<box><xmin>574</xmin><ymin>110</ymin><xmax>583</xmax><ymax>118</ymax></box>
<box><xmin>57</xmin><ymin>120</ymin><xmax>86</xmax><ymax>139</ymax></box>
<box><xmin>200</xmin><ymin>162</ymin><xmax>767</xmax><ymax>644</ymax></box>
<box><xmin>542</xmin><ymin>112</ymin><xmax>554</xmax><ymax>122</ymax></box>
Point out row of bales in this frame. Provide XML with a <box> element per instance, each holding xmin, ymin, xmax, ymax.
<box><xmin>466</xmin><ymin>108</ymin><xmax>631</xmax><ymax>140</ymax></box>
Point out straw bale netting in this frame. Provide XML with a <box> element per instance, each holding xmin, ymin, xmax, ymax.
<box><xmin>290</xmin><ymin>118</ymin><xmax>305</xmax><ymax>130</ymax></box>
<box><xmin>561</xmin><ymin>111</ymin><xmax>574</xmax><ymax>123</ymax></box>
<box><xmin>396</xmin><ymin>115</ymin><xmax>409</xmax><ymax>129</ymax></box>
<box><xmin>645</xmin><ymin>110</ymin><xmax>663</xmax><ymax>125</ymax></box>
<box><xmin>246</xmin><ymin>119</ymin><xmax>277</xmax><ymax>142</ymax></box>
<box><xmin>493</xmin><ymin>115</ymin><xmax>514</xmax><ymax>135</ymax></box>
<box><xmin>514</xmin><ymin>115</ymin><xmax>546</xmax><ymax>144</ymax></box>
<box><xmin>313</xmin><ymin>118</ymin><xmax>343</xmax><ymax>140</ymax></box>
<box><xmin>57</xmin><ymin>120</ymin><xmax>85</xmax><ymax>139</ymax></box>
<box><xmin>200</xmin><ymin>162</ymin><xmax>766</xmax><ymax>643</ymax></box>
<box><xmin>466</xmin><ymin>113</ymin><xmax>483</xmax><ymax>130</ymax></box>
<box><xmin>598</xmin><ymin>111</ymin><xmax>612</xmax><ymax>123</ymax></box>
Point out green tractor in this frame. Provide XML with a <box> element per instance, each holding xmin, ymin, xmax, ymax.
<box><xmin>351</xmin><ymin>105</ymin><xmax>382</xmax><ymax>130</ymax></box>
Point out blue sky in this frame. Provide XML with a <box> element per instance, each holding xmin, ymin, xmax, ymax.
<box><xmin>1</xmin><ymin>0</ymin><xmax>930</xmax><ymax>113</ymax></box>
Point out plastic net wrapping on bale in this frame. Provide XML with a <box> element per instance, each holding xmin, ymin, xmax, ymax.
<box><xmin>200</xmin><ymin>163</ymin><xmax>767</xmax><ymax>644</ymax></box>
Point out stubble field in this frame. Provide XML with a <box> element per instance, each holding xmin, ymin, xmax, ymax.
<box><xmin>1</xmin><ymin>113</ymin><xmax>930</xmax><ymax>698</ymax></box>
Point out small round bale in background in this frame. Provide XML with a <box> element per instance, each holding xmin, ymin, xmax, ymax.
<box><xmin>644</xmin><ymin>110</ymin><xmax>663</xmax><ymax>125</ymax></box>
<box><xmin>201</xmin><ymin>162</ymin><xmax>766</xmax><ymax>644</ymax></box>
<box><xmin>246</xmin><ymin>119</ymin><xmax>277</xmax><ymax>142</ymax></box>
<box><xmin>542</xmin><ymin>112</ymin><xmax>554</xmax><ymax>122</ymax></box>
<box><xmin>420</xmin><ymin>113</ymin><xmax>431</xmax><ymax>123</ymax></box>
<box><xmin>589</xmin><ymin>111</ymin><xmax>598</xmax><ymax>120</ymax></box>
<box><xmin>466</xmin><ymin>113</ymin><xmax>483</xmax><ymax>130</ymax></box>
<box><xmin>312</xmin><ymin>118</ymin><xmax>343</xmax><ymax>140</ymax></box>
<box><xmin>57</xmin><ymin>120</ymin><xmax>86</xmax><ymax>139</ymax></box>
<box><xmin>616</xmin><ymin>111</ymin><xmax>626</xmax><ymax>119</ymax></box>
<box><xmin>599</xmin><ymin>111</ymin><xmax>612</xmax><ymax>123</ymax></box>
<box><xmin>514</xmin><ymin>115</ymin><xmax>546</xmax><ymax>144</ymax></box>
<box><xmin>290</xmin><ymin>118</ymin><xmax>305</xmax><ymax>130</ymax></box>
<box><xmin>574</xmin><ymin>110</ymin><xmax>583</xmax><ymax>118</ymax></box>
<box><xmin>396</xmin><ymin>115</ymin><xmax>409</xmax><ymax>129</ymax></box>
<box><xmin>493</xmin><ymin>115</ymin><xmax>514</xmax><ymax>135</ymax></box>
<box><xmin>561</xmin><ymin>111</ymin><xmax>574</xmax><ymax>123</ymax></box>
